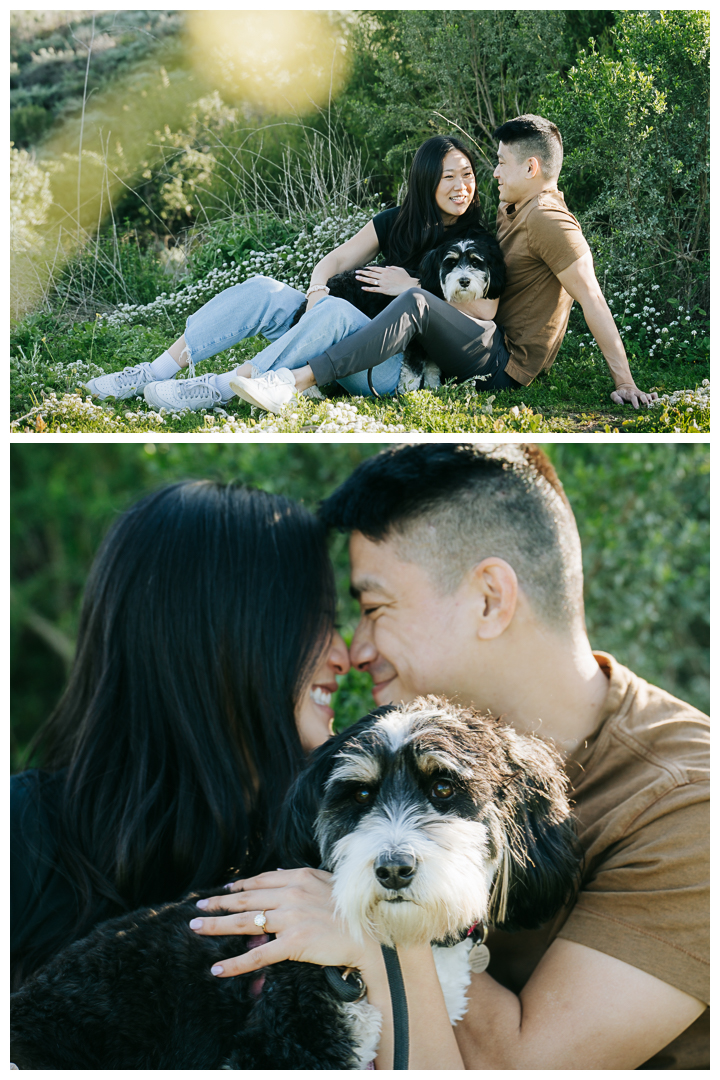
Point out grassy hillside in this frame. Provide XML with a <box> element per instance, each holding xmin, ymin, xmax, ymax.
<box><xmin>10</xmin><ymin>10</ymin><xmax>709</xmax><ymax>433</ymax></box>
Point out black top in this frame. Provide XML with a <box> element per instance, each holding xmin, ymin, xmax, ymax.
<box><xmin>371</xmin><ymin>206</ymin><xmax>403</xmax><ymax>264</ymax></box>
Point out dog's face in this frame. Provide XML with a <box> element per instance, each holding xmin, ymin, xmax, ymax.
<box><xmin>420</xmin><ymin>229</ymin><xmax>507</xmax><ymax>305</ymax></box>
<box><xmin>438</xmin><ymin>239</ymin><xmax>492</xmax><ymax>304</ymax></box>
<box><xmin>278</xmin><ymin>698</ymin><xmax>580</xmax><ymax>949</ymax></box>
<box><xmin>317</xmin><ymin>704</ymin><xmax>502</xmax><ymax>947</ymax></box>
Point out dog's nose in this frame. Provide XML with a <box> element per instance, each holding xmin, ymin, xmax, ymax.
<box><xmin>374</xmin><ymin>851</ymin><xmax>417</xmax><ymax>890</ymax></box>
<box><xmin>458</xmin><ymin>276</ymin><xmax>471</xmax><ymax>287</ymax></box>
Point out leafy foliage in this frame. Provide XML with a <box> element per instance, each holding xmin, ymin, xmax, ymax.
<box><xmin>11</xmin><ymin>444</ymin><xmax>709</xmax><ymax>770</ymax></box>
<box><xmin>539</xmin><ymin>10</ymin><xmax>710</xmax><ymax>308</ymax></box>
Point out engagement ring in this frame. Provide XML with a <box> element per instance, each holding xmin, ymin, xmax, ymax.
<box><xmin>253</xmin><ymin>911</ymin><xmax>267</xmax><ymax>928</ymax></box>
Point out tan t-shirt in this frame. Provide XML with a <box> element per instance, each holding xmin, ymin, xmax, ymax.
<box><xmin>484</xmin><ymin>652</ymin><xmax>709</xmax><ymax>1069</ymax></box>
<box><xmin>495</xmin><ymin>190</ymin><xmax>589</xmax><ymax>385</ymax></box>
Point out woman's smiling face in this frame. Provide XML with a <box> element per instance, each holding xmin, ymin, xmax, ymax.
<box><xmin>295</xmin><ymin>630</ymin><xmax>350</xmax><ymax>751</ymax></box>
<box><xmin>435</xmin><ymin>149</ymin><xmax>476</xmax><ymax>225</ymax></box>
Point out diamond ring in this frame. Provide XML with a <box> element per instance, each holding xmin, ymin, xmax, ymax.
<box><xmin>253</xmin><ymin>911</ymin><xmax>267</xmax><ymax>928</ymax></box>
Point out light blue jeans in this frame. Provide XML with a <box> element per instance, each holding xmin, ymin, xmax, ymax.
<box><xmin>183</xmin><ymin>275</ymin><xmax>403</xmax><ymax>396</ymax></box>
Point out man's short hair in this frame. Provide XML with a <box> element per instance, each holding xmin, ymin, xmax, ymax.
<box><xmin>494</xmin><ymin>114</ymin><xmax>563</xmax><ymax>180</ymax></box>
<box><xmin>318</xmin><ymin>443</ymin><xmax>585</xmax><ymax>633</ymax></box>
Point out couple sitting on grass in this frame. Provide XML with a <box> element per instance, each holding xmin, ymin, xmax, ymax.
<box><xmin>85</xmin><ymin>115</ymin><xmax>658</xmax><ymax>414</ymax></box>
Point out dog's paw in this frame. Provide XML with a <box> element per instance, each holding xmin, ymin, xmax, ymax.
<box><xmin>421</xmin><ymin>362</ymin><xmax>442</xmax><ymax>389</ymax></box>
<box><xmin>397</xmin><ymin>360</ymin><xmax>423</xmax><ymax>394</ymax></box>
<box><xmin>301</xmin><ymin>384</ymin><xmax>326</xmax><ymax>400</ymax></box>
<box><xmin>397</xmin><ymin>359</ymin><xmax>443</xmax><ymax>394</ymax></box>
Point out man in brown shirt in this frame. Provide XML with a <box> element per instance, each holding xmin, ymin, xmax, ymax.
<box><xmin>200</xmin><ymin>444</ymin><xmax>707</xmax><ymax>1068</ymax></box>
<box><xmin>493</xmin><ymin>115</ymin><xmax>658</xmax><ymax>408</ymax></box>
<box><xmin>336</xmin><ymin>443</ymin><xmax>707</xmax><ymax>1068</ymax></box>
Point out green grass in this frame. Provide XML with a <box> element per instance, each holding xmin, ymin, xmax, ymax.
<box><xmin>10</xmin><ymin>314</ymin><xmax>709</xmax><ymax>434</ymax></box>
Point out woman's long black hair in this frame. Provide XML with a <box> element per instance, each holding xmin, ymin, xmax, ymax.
<box><xmin>388</xmin><ymin>135</ymin><xmax>483</xmax><ymax>271</ymax></box>
<box><xmin>20</xmin><ymin>481</ymin><xmax>336</xmax><ymax>976</ymax></box>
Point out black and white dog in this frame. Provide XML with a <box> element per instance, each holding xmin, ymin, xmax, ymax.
<box><xmin>290</xmin><ymin>227</ymin><xmax>506</xmax><ymax>394</ymax></box>
<box><xmin>10</xmin><ymin>697</ymin><xmax>579</xmax><ymax>1070</ymax></box>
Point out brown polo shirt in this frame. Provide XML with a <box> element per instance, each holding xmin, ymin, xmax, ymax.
<box><xmin>495</xmin><ymin>189</ymin><xmax>589</xmax><ymax>385</ymax></box>
<box><xmin>483</xmin><ymin>653</ymin><xmax>709</xmax><ymax>1069</ymax></box>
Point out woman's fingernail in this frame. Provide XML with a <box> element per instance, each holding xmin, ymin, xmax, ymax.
<box><xmin>196</xmin><ymin>898</ymin><xmax>209</xmax><ymax>909</ymax></box>
<box><xmin>189</xmin><ymin>918</ymin><xmax>203</xmax><ymax>930</ymax></box>
<box><xmin>211</xmin><ymin>965</ymin><xmax>224</xmax><ymax>976</ymax></box>
<box><xmin>224</xmin><ymin>882</ymin><xmax>236</xmax><ymax>890</ymax></box>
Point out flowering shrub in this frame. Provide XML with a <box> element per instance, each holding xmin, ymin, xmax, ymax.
<box><xmin>98</xmin><ymin>206</ymin><xmax>378</xmax><ymax>329</ymax></box>
<box><xmin>10</xmin><ymin>145</ymin><xmax>53</xmax><ymax>253</ymax></box>
<box><xmin>566</xmin><ymin>279</ymin><xmax>709</xmax><ymax>363</ymax></box>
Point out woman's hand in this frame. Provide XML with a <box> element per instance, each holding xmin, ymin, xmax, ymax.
<box><xmin>189</xmin><ymin>868</ymin><xmax>377</xmax><ymax>977</ymax></box>
<box><xmin>355</xmin><ymin>265</ymin><xmax>419</xmax><ymax>296</ymax></box>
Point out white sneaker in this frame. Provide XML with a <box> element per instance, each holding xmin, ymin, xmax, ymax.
<box><xmin>144</xmin><ymin>373</ymin><xmax>223</xmax><ymax>412</ymax></box>
<box><xmin>229</xmin><ymin>369</ymin><xmax>298</xmax><ymax>414</ymax></box>
<box><xmin>83</xmin><ymin>362</ymin><xmax>156</xmax><ymax>400</ymax></box>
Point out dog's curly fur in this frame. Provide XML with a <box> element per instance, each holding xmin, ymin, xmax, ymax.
<box><xmin>289</xmin><ymin>227</ymin><xmax>506</xmax><ymax>394</ymax></box>
<box><xmin>11</xmin><ymin>697</ymin><xmax>579</xmax><ymax>1070</ymax></box>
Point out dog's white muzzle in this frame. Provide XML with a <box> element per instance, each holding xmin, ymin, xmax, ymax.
<box><xmin>328</xmin><ymin>807</ymin><xmax>498</xmax><ymax>948</ymax></box>
<box><xmin>442</xmin><ymin>266</ymin><xmax>489</xmax><ymax>304</ymax></box>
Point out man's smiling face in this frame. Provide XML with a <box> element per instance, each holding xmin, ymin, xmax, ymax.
<box><xmin>349</xmin><ymin>530</ymin><xmax>476</xmax><ymax>707</ymax></box>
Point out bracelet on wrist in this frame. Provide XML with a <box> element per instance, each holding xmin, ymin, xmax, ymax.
<box><xmin>306</xmin><ymin>283</ymin><xmax>330</xmax><ymax>297</ymax></box>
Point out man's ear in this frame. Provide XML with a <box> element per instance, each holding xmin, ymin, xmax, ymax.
<box><xmin>526</xmin><ymin>156</ymin><xmax>541</xmax><ymax>179</ymax></box>
<box><xmin>468</xmin><ymin>558</ymin><xmax>518</xmax><ymax>640</ymax></box>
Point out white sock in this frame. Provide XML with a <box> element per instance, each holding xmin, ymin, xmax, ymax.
<box><xmin>215</xmin><ymin>364</ymin><xmax>260</xmax><ymax>401</ymax></box>
<box><xmin>214</xmin><ymin>369</ymin><xmax>241</xmax><ymax>402</ymax></box>
<box><xmin>149</xmin><ymin>350</ymin><xmax>182</xmax><ymax>381</ymax></box>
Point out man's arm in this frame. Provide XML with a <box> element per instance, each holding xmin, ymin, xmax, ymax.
<box><xmin>455</xmin><ymin>938</ymin><xmax>705</xmax><ymax>1070</ymax></box>
<box><xmin>556</xmin><ymin>253</ymin><xmax>658</xmax><ymax>409</ymax></box>
<box><xmin>450</xmin><ymin>296</ymin><xmax>499</xmax><ymax>321</ymax></box>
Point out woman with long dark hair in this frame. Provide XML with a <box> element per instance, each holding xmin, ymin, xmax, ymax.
<box><xmin>11</xmin><ymin>479</ymin><xmax>466</xmax><ymax>1069</ymax></box>
<box><xmin>11</xmin><ymin>480</ymin><xmax>349</xmax><ymax>988</ymax></box>
<box><xmin>83</xmin><ymin>136</ymin><xmax>508</xmax><ymax>412</ymax></box>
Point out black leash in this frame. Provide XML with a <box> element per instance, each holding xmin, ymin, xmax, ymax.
<box><xmin>381</xmin><ymin>944</ymin><xmax>409</xmax><ymax>1070</ymax></box>
<box><xmin>324</xmin><ymin>945</ymin><xmax>409</xmax><ymax>1069</ymax></box>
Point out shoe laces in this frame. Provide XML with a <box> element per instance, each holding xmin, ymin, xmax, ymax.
<box><xmin>262</xmin><ymin>370</ymin><xmax>294</xmax><ymax>390</ymax></box>
<box><xmin>115</xmin><ymin>362</ymin><xmax>153</xmax><ymax>387</ymax></box>
<box><xmin>176</xmin><ymin>374</ymin><xmax>221</xmax><ymax>401</ymax></box>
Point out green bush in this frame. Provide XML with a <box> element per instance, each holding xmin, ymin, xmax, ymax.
<box><xmin>10</xmin><ymin>104</ymin><xmax>52</xmax><ymax>146</ymax></box>
<box><xmin>539</xmin><ymin>10</ymin><xmax>710</xmax><ymax>309</ymax></box>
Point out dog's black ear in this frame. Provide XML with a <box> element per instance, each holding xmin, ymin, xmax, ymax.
<box><xmin>274</xmin><ymin>711</ymin><xmax>390</xmax><ymax>869</ymax></box>
<box><xmin>488</xmin><ymin>731</ymin><xmax>582</xmax><ymax>931</ymax></box>
<box><xmin>273</xmin><ymin>736</ymin><xmax>342</xmax><ymax>869</ymax></box>
<box><xmin>484</xmin><ymin>236</ymin><xmax>506</xmax><ymax>300</ymax></box>
<box><xmin>418</xmin><ymin>245</ymin><xmax>445</xmax><ymax>298</ymax></box>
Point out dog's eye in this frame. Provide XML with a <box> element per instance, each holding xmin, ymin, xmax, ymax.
<box><xmin>354</xmin><ymin>786</ymin><xmax>372</xmax><ymax>805</ymax></box>
<box><xmin>431</xmin><ymin>780</ymin><xmax>454</xmax><ymax>800</ymax></box>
